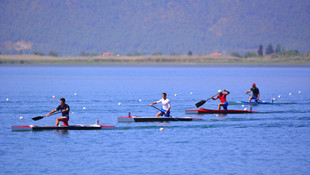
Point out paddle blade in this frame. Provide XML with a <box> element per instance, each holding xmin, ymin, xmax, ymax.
<box><xmin>32</xmin><ymin>116</ymin><xmax>45</xmax><ymax>121</ymax></box>
<box><xmin>195</xmin><ymin>100</ymin><xmax>206</xmax><ymax>108</ymax></box>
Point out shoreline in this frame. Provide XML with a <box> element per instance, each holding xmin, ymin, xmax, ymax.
<box><xmin>1</xmin><ymin>63</ymin><xmax>309</xmax><ymax>68</ymax></box>
<box><xmin>1</xmin><ymin>54</ymin><xmax>310</xmax><ymax>66</ymax></box>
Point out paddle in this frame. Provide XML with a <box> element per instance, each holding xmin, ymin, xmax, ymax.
<box><xmin>195</xmin><ymin>94</ymin><xmax>218</xmax><ymax>108</ymax></box>
<box><xmin>245</xmin><ymin>93</ymin><xmax>262</xmax><ymax>103</ymax></box>
<box><xmin>151</xmin><ymin>105</ymin><xmax>175</xmax><ymax>118</ymax></box>
<box><xmin>32</xmin><ymin>111</ymin><xmax>61</xmax><ymax>121</ymax></box>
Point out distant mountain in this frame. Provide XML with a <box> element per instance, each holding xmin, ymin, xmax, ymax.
<box><xmin>0</xmin><ymin>0</ymin><xmax>309</xmax><ymax>56</ymax></box>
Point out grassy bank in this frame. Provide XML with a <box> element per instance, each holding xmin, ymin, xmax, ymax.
<box><xmin>0</xmin><ymin>54</ymin><xmax>310</xmax><ymax>65</ymax></box>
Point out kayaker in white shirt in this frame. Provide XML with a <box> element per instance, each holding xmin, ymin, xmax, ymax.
<box><xmin>150</xmin><ymin>93</ymin><xmax>171</xmax><ymax>117</ymax></box>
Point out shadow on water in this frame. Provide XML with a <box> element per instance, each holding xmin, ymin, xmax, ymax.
<box><xmin>55</xmin><ymin>129</ymin><xmax>69</xmax><ymax>137</ymax></box>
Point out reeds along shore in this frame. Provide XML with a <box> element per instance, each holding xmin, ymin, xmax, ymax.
<box><xmin>0</xmin><ymin>54</ymin><xmax>310</xmax><ymax>64</ymax></box>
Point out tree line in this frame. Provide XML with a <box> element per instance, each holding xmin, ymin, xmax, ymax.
<box><xmin>230</xmin><ymin>43</ymin><xmax>301</xmax><ymax>58</ymax></box>
<box><xmin>1</xmin><ymin>43</ymin><xmax>304</xmax><ymax>58</ymax></box>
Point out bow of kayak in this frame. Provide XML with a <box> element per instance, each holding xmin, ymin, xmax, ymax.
<box><xmin>185</xmin><ymin>108</ymin><xmax>258</xmax><ymax>114</ymax></box>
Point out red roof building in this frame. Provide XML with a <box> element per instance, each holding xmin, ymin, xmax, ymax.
<box><xmin>103</xmin><ymin>52</ymin><xmax>114</xmax><ymax>56</ymax></box>
<box><xmin>209</xmin><ymin>52</ymin><xmax>222</xmax><ymax>56</ymax></box>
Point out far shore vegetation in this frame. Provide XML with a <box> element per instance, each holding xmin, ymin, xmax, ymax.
<box><xmin>1</xmin><ymin>43</ymin><xmax>309</xmax><ymax>65</ymax></box>
<box><xmin>1</xmin><ymin>54</ymin><xmax>309</xmax><ymax>65</ymax></box>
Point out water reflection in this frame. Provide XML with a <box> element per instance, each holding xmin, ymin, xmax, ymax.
<box><xmin>216</xmin><ymin>113</ymin><xmax>227</xmax><ymax>118</ymax></box>
<box><xmin>55</xmin><ymin>129</ymin><xmax>69</xmax><ymax>137</ymax></box>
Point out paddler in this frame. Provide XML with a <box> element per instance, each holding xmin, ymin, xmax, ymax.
<box><xmin>46</xmin><ymin>98</ymin><xmax>70</xmax><ymax>126</ymax></box>
<box><xmin>150</xmin><ymin>93</ymin><xmax>171</xmax><ymax>117</ymax></box>
<box><xmin>245</xmin><ymin>83</ymin><xmax>260</xmax><ymax>102</ymax></box>
<box><xmin>211</xmin><ymin>89</ymin><xmax>230</xmax><ymax>110</ymax></box>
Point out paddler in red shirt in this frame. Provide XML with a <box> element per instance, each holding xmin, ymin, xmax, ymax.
<box><xmin>211</xmin><ymin>89</ymin><xmax>230</xmax><ymax>110</ymax></box>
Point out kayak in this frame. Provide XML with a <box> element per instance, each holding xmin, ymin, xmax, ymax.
<box><xmin>229</xmin><ymin>101</ymin><xmax>273</xmax><ymax>104</ymax></box>
<box><xmin>185</xmin><ymin>108</ymin><xmax>257</xmax><ymax>114</ymax></box>
<box><xmin>118</xmin><ymin>116</ymin><xmax>203</xmax><ymax>123</ymax></box>
<box><xmin>11</xmin><ymin>124</ymin><xmax>115</xmax><ymax>131</ymax></box>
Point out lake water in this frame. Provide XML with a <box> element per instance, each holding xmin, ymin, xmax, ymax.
<box><xmin>0</xmin><ymin>65</ymin><xmax>310</xmax><ymax>175</ymax></box>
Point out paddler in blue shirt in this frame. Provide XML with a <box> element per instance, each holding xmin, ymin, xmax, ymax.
<box><xmin>46</xmin><ymin>98</ymin><xmax>70</xmax><ymax>126</ymax></box>
<box><xmin>150</xmin><ymin>93</ymin><xmax>171</xmax><ymax>117</ymax></box>
<box><xmin>245</xmin><ymin>83</ymin><xmax>260</xmax><ymax>102</ymax></box>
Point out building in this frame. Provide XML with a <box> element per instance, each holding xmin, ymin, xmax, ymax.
<box><xmin>102</xmin><ymin>52</ymin><xmax>114</xmax><ymax>56</ymax></box>
<box><xmin>209</xmin><ymin>52</ymin><xmax>222</xmax><ymax>56</ymax></box>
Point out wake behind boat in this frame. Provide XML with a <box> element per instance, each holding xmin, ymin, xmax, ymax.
<box><xmin>185</xmin><ymin>108</ymin><xmax>257</xmax><ymax>114</ymax></box>
<box><xmin>118</xmin><ymin>115</ymin><xmax>203</xmax><ymax>123</ymax></box>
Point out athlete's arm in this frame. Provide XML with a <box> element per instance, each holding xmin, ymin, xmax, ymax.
<box><xmin>245</xmin><ymin>90</ymin><xmax>251</xmax><ymax>94</ymax></box>
<box><xmin>150</xmin><ymin>100</ymin><xmax>159</xmax><ymax>106</ymax></box>
<box><xmin>224</xmin><ymin>89</ymin><xmax>230</xmax><ymax>95</ymax></box>
<box><xmin>257</xmin><ymin>93</ymin><xmax>260</xmax><ymax>100</ymax></box>
<box><xmin>165</xmin><ymin>107</ymin><xmax>171</xmax><ymax>114</ymax></box>
<box><xmin>46</xmin><ymin>109</ymin><xmax>57</xmax><ymax>117</ymax></box>
<box><xmin>165</xmin><ymin>102</ymin><xmax>171</xmax><ymax>114</ymax></box>
<box><xmin>62</xmin><ymin>107</ymin><xmax>69</xmax><ymax>112</ymax></box>
<box><xmin>211</xmin><ymin>96</ymin><xmax>218</xmax><ymax>100</ymax></box>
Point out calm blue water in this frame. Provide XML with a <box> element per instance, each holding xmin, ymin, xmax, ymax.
<box><xmin>0</xmin><ymin>65</ymin><xmax>310</xmax><ymax>175</ymax></box>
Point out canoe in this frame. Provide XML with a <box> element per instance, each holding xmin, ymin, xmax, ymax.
<box><xmin>118</xmin><ymin>116</ymin><xmax>203</xmax><ymax>123</ymax></box>
<box><xmin>11</xmin><ymin>124</ymin><xmax>115</xmax><ymax>131</ymax></box>
<box><xmin>229</xmin><ymin>101</ymin><xmax>273</xmax><ymax>104</ymax></box>
<box><xmin>185</xmin><ymin>108</ymin><xmax>257</xmax><ymax>114</ymax></box>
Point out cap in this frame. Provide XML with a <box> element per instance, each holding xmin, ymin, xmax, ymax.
<box><xmin>252</xmin><ymin>83</ymin><xmax>256</xmax><ymax>86</ymax></box>
<box><xmin>218</xmin><ymin>89</ymin><xmax>222</xmax><ymax>93</ymax></box>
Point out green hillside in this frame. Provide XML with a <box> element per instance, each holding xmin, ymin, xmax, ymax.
<box><xmin>0</xmin><ymin>0</ymin><xmax>309</xmax><ymax>56</ymax></box>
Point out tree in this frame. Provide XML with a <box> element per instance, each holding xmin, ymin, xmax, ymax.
<box><xmin>230</xmin><ymin>51</ymin><xmax>241</xmax><ymax>57</ymax></box>
<box><xmin>33</xmin><ymin>51</ymin><xmax>44</xmax><ymax>56</ymax></box>
<box><xmin>275</xmin><ymin>43</ymin><xmax>281</xmax><ymax>54</ymax></box>
<box><xmin>89</xmin><ymin>52</ymin><xmax>99</xmax><ymax>57</ymax></box>
<box><xmin>6</xmin><ymin>40</ymin><xmax>33</xmax><ymax>55</ymax></box>
<box><xmin>187</xmin><ymin>51</ymin><xmax>193</xmax><ymax>56</ymax></box>
<box><xmin>281</xmin><ymin>46</ymin><xmax>285</xmax><ymax>52</ymax></box>
<box><xmin>265</xmin><ymin>43</ymin><xmax>274</xmax><ymax>55</ymax></box>
<box><xmin>48</xmin><ymin>51</ymin><xmax>58</xmax><ymax>57</ymax></box>
<box><xmin>280</xmin><ymin>50</ymin><xmax>299</xmax><ymax>56</ymax></box>
<box><xmin>133</xmin><ymin>51</ymin><xmax>143</xmax><ymax>56</ymax></box>
<box><xmin>15</xmin><ymin>40</ymin><xmax>33</xmax><ymax>54</ymax></box>
<box><xmin>79</xmin><ymin>51</ymin><xmax>88</xmax><ymax>56</ymax></box>
<box><xmin>170</xmin><ymin>51</ymin><xmax>176</xmax><ymax>56</ymax></box>
<box><xmin>257</xmin><ymin>44</ymin><xmax>263</xmax><ymax>56</ymax></box>
<box><xmin>152</xmin><ymin>51</ymin><xmax>162</xmax><ymax>56</ymax></box>
<box><xmin>244</xmin><ymin>52</ymin><xmax>257</xmax><ymax>58</ymax></box>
